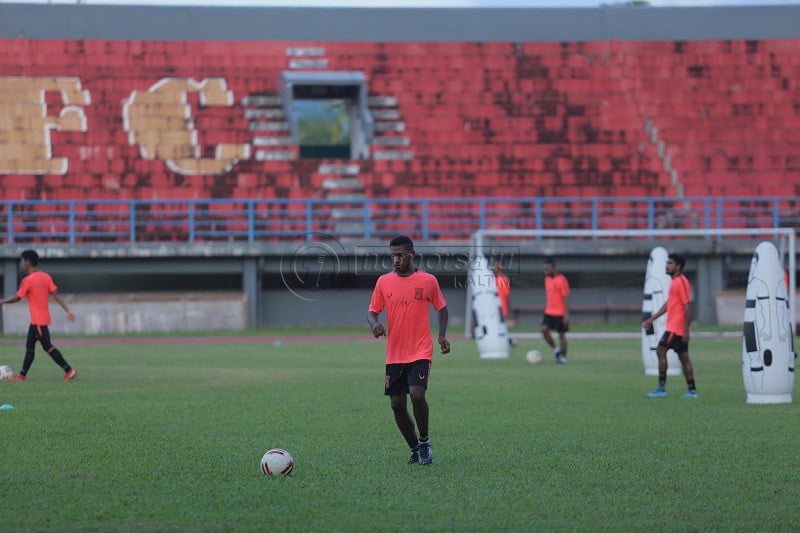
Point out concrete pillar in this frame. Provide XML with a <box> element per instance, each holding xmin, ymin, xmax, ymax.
<box><xmin>694</xmin><ymin>256</ymin><xmax>724</xmax><ymax>325</ymax></box>
<box><xmin>3</xmin><ymin>259</ymin><xmax>18</xmax><ymax>296</ymax></box>
<box><xmin>242</xmin><ymin>257</ymin><xmax>259</xmax><ymax>328</ymax></box>
<box><xmin>1</xmin><ymin>258</ymin><xmax>19</xmax><ymax>331</ymax></box>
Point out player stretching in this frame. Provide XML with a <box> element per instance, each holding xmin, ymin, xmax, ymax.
<box><xmin>0</xmin><ymin>250</ymin><xmax>77</xmax><ymax>382</ymax></box>
<box><xmin>642</xmin><ymin>253</ymin><xmax>698</xmax><ymax>398</ymax></box>
<box><xmin>541</xmin><ymin>258</ymin><xmax>570</xmax><ymax>364</ymax></box>
<box><xmin>368</xmin><ymin>236</ymin><xmax>450</xmax><ymax>465</ymax></box>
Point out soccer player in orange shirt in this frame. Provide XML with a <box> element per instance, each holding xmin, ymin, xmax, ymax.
<box><xmin>542</xmin><ymin>258</ymin><xmax>570</xmax><ymax>364</ymax></box>
<box><xmin>493</xmin><ymin>259</ymin><xmax>517</xmax><ymax>347</ymax></box>
<box><xmin>641</xmin><ymin>253</ymin><xmax>698</xmax><ymax>398</ymax></box>
<box><xmin>493</xmin><ymin>259</ymin><xmax>511</xmax><ymax>322</ymax></box>
<box><xmin>0</xmin><ymin>250</ymin><xmax>77</xmax><ymax>382</ymax></box>
<box><xmin>368</xmin><ymin>236</ymin><xmax>450</xmax><ymax>465</ymax></box>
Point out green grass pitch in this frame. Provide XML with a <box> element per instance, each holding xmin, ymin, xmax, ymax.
<box><xmin>0</xmin><ymin>334</ymin><xmax>797</xmax><ymax>531</ymax></box>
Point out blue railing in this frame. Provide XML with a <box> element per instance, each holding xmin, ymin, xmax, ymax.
<box><xmin>0</xmin><ymin>196</ymin><xmax>797</xmax><ymax>244</ymax></box>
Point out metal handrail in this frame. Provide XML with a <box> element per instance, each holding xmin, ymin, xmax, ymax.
<box><xmin>0</xmin><ymin>196</ymin><xmax>797</xmax><ymax>244</ymax></box>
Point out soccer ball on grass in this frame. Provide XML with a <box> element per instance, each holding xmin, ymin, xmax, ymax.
<box><xmin>261</xmin><ymin>448</ymin><xmax>294</xmax><ymax>476</ymax></box>
<box><xmin>0</xmin><ymin>365</ymin><xmax>13</xmax><ymax>380</ymax></box>
<box><xmin>525</xmin><ymin>350</ymin><xmax>542</xmax><ymax>364</ymax></box>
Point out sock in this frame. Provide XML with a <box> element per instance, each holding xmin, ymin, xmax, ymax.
<box><xmin>687</xmin><ymin>379</ymin><xmax>696</xmax><ymax>392</ymax></box>
<box><xmin>658</xmin><ymin>373</ymin><xmax>667</xmax><ymax>390</ymax></box>
<box><xmin>418</xmin><ymin>436</ymin><xmax>429</xmax><ymax>444</ymax></box>
<box><xmin>20</xmin><ymin>349</ymin><xmax>35</xmax><ymax>376</ymax></box>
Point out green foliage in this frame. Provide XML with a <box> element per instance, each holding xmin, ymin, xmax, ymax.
<box><xmin>0</xmin><ymin>336</ymin><xmax>796</xmax><ymax>531</ymax></box>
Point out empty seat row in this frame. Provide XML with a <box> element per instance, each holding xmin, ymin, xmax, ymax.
<box><xmin>1</xmin><ymin>37</ymin><xmax>798</xmax><ymax>209</ymax></box>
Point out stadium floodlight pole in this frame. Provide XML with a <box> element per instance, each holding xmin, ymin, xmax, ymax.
<box><xmin>465</xmin><ymin>227</ymin><xmax>795</xmax><ymax>338</ymax></box>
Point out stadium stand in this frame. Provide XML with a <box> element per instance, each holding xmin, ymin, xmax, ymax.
<box><xmin>0</xmin><ymin>38</ymin><xmax>798</xmax><ymax>240</ymax></box>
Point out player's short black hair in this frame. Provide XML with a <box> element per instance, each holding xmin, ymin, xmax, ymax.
<box><xmin>668</xmin><ymin>253</ymin><xmax>686</xmax><ymax>269</ymax></box>
<box><xmin>389</xmin><ymin>235</ymin><xmax>414</xmax><ymax>252</ymax></box>
<box><xmin>543</xmin><ymin>257</ymin><xmax>556</xmax><ymax>266</ymax></box>
<box><xmin>21</xmin><ymin>249</ymin><xmax>39</xmax><ymax>266</ymax></box>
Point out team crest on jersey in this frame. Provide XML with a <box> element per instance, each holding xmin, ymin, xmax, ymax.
<box><xmin>414</xmin><ymin>288</ymin><xmax>424</xmax><ymax>300</ymax></box>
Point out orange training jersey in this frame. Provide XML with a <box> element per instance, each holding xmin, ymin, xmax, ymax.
<box><xmin>544</xmin><ymin>273</ymin><xmax>569</xmax><ymax>316</ymax></box>
<box><xmin>495</xmin><ymin>274</ymin><xmax>510</xmax><ymax>318</ymax></box>
<box><xmin>368</xmin><ymin>270</ymin><xmax>447</xmax><ymax>364</ymax></box>
<box><xmin>17</xmin><ymin>270</ymin><xmax>57</xmax><ymax>326</ymax></box>
<box><xmin>666</xmin><ymin>274</ymin><xmax>692</xmax><ymax>336</ymax></box>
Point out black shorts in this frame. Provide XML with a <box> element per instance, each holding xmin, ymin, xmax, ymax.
<box><xmin>659</xmin><ymin>331</ymin><xmax>689</xmax><ymax>353</ymax></box>
<box><xmin>541</xmin><ymin>313</ymin><xmax>569</xmax><ymax>333</ymax></box>
<box><xmin>384</xmin><ymin>359</ymin><xmax>431</xmax><ymax>396</ymax></box>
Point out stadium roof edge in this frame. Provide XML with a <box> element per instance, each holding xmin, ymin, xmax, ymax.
<box><xmin>1</xmin><ymin>4</ymin><xmax>799</xmax><ymax>41</ymax></box>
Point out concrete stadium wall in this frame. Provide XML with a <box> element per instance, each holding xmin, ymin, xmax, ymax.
<box><xmin>0</xmin><ymin>238</ymin><xmax>787</xmax><ymax>332</ymax></box>
<box><xmin>1</xmin><ymin>291</ymin><xmax>246</xmax><ymax>335</ymax></box>
<box><xmin>4</xmin><ymin>283</ymin><xmax>795</xmax><ymax>334</ymax></box>
<box><xmin>716</xmin><ymin>290</ymin><xmax>800</xmax><ymax>327</ymax></box>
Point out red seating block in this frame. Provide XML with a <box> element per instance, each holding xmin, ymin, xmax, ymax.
<box><xmin>0</xmin><ymin>35</ymin><xmax>796</xmax><ymax>244</ymax></box>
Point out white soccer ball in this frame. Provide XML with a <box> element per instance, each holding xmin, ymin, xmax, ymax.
<box><xmin>525</xmin><ymin>350</ymin><xmax>542</xmax><ymax>365</ymax></box>
<box><xmin>0</xmin><ymin>365</ymin><xmax>13</xmax><ymax>380</ymax></box>
<box><xmin>261</xmin><ymin>448</ymin><xmax>294</xmax><ymax>476</ymax></box>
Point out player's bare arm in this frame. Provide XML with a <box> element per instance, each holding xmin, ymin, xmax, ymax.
<box><xmin>437</xmin><ymin>306</ymin><xmax>450</xmax><ymax>354</ymax></box>
<box><xmin>0</xmin><ymin>295</ymin><xmax>21</xmax><ymax>305</ymax></box>
<box><xmin>563</xmin><ymin>295</ymin><xmax>571</xmax><ymax>326</ymax></box>
<box><xmin>643</xmin><ymin>302</ymin><xmax>667</xmax><ymax>329</ymax></box>
<box><xmin>683</xmin><ymin>302</ymin><xmax>692</xmax><ymax>342</ymax></box>
<box><xmin>53</xmin><ymin>291</ymin><xmax>76</xmax><ymax>323</ymax></box>
<box><xmin>367</xmin><ymin>311</ymin><xmax>386</xmax><ymax>337</ymax></box>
